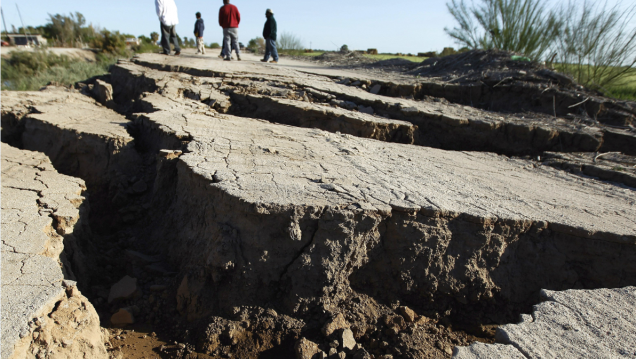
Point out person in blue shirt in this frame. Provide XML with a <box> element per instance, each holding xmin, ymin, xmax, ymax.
<box><xmin>194</xmin><ymin>12</ymin><xmax>206</xmax><ymax>54</ymax></box>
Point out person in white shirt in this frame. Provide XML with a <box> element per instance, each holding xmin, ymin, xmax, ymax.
<box><xmin>155</xmin><ymin>0</ymin><xmax>181</xmax><ymax>55</ymax></box>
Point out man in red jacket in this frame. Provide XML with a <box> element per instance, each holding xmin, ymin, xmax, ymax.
<box><xmin>218</xmin><ymin>0</ymin><xmax>241</xmax><ymax>61</ymax></box>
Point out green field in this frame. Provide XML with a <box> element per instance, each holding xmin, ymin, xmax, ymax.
<box><xmin>606</xmin><ymin>70</ymin><xmax>636</xmax><ymax>101</ymax></box>
<box><xmin>299</xmin><ymin>51</ymin><xmax>324</xmax><ymax>57</ymax></box>
<box><xmin>607</xmin><ymin>85</ymin><xmax>636</xmax><ymax>101</ymax></box>
<box><xmin>553</xmin><ymin>64</ymin><xmax>636</xmax><ymax>101</ymax></box>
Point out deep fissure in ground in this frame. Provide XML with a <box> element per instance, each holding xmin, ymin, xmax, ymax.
<box><xmin>2</xmin><ymin>54</ymin><xmax>635</xmax><ymax>358</ymax></box>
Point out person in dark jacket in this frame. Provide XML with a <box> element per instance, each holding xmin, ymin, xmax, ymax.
<box><xmin>194</xmin><ymin>12</ymin><xmax>206</xmax><ymax>54</ymax></box>
<box><xmin>261</xmin><ymin>8</ymin><xmax>278</xmax><ymax>63</ymax></box>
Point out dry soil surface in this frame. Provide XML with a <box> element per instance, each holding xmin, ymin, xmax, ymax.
<box><xmin>1</xmin><ymin>48</ymin><xmax>635</xmax><ymax>359</ymax></box>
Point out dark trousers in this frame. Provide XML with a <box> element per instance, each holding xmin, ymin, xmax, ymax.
<box><xmin>160</xmin><ymin>23</ymin><xmax>180</xmax><ymax>54</ymax></box>
<box><xmin>221</xmin><ymin>38</ymin><xmax>238</xmax><ymax>58</ymax></box>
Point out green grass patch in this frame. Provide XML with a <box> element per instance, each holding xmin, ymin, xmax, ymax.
<box><xmin>299</xmin><ymin>51</ymin><xmax>325</xmax><ymax>57</ymax></box>
<box><xmin>133</xmin><ymin>42</ymin><xmax>161</xmax><ymax>54</ymax></box>
<box><xmin>606</xmin><ymin>85</ymin><xmax>636</xmax><ymax>101</ymax></box>
<box><xmin>1</xmin><ymin>50</ymin><xmax>117</xmax><ymax>91</ymax></box>
<box><xmin>553</xmin><ymin>63</ymin><xmax>636</xmax><ymax>101</ymax></box>
<box><xmin>280</xmin><ymin>50</ymin><xmax>325</xmax><ymax>57</ymax></box>
<box><xmin>606</xmin><ymin>71</ymin><xmax>636</xmax><ymax>101</ymax></box>
<box><xmin>279</xmin><ymin>49</ymin><xmax>307</xmax><ymax>56</ymax></box>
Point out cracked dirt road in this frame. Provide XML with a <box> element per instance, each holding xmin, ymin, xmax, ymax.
<box><xmin>2</xmin><ymin>48</ymin><xmax>636</xmax><ymax>359</ymax></box>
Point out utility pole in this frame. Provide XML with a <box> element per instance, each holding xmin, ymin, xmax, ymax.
<box><xmin>15</xmin><ymin>3</ymin><xmax>33</xmax><ymax>46</ymax></box>
<box><xmin>1</xmin><ymin>7</ymin><xmax>8</xmax><ymax>41</ymax></box>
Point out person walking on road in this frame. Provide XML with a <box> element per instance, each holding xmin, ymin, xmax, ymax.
<box><xmin>194</xmin><ymin>12</ymin><xmax>206</xmax><ymax>54</ymax></box>
<box><xmin>218</xmin><ymin>0</ymin><xmax>241</xmax><ymax>61</ymax></box>
<box><xmin>261</xmin><ymin>8</ymin><xmax>278</xmax><ymax>63</ymax></box>
<box><xmin>155</xmin><ymin>0</ymin><xmax>181</xmax><ymax>55</ymax></box>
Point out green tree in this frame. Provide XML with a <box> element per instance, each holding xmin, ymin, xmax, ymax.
<box><xmin>91</xmin><ymin>30</ymin><xmax>127</xmax><ymax>55</ymax></box>
<box><xmin>17</xmin><ymin>26</ymin><xmax>42</xmax><ymax>35</ymax></box>
<box><xmin>445</xmin><ymin>0</ymin><xmax>561</xmax><ymax>60</ymax></box>
<box><xmin>150</xmin><ymin>32</ymin><xmax>159</xmax><ymax>43</ymax></box>
<box><xmin>39</xmin><ymin>12</ymin><xmax>97</xmax><ymax>47</ymax></box>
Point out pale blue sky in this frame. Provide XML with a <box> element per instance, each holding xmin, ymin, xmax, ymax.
<box><xmin>1</xmin><ymin>0</ymin><xmax>634</xmax><ymax>53</ymax></box>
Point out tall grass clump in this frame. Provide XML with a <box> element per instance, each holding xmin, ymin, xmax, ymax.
<box><xmin>445</xmin><ymin>0</ymin><xmax>561</xmax><ymax>60</ymax></box>
<box><xmin>445</xmin><ymin>0</ymin><xmax>636</xmax><ymax>100</ymax></box>
<box><xmin>553</xmin><ymin>0</ymin><xmax>636</xmax><ymax>92</ymax></box>
<box><xmin>277</xmin><ymin>32</ymin><xmax>304</xmax><ymax>55</ymax></box>
<box><xmin>1</xmin><ymin>50</ymin><xmax>116</xmax><ymax>91</ymax></box>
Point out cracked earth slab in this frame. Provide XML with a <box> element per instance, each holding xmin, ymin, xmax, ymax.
<box><xmin>1</xmin><ymin>89</ymin><xmax>141</xmax><ymax>191</ymax></box>
<box><xmin>182</xmin><ymin>59</ymin><xmax>634</xmax><ymax>192</ymax></box>
<box><xmin>2</xmin><ymin>50</ymin><xmax>636</xmax><ymax>358</ymax></box>
<box><xmin>131</xmin><ymin>93</ymin><xmax>636</xmax><ymax>328</ymax></box>
<box><xmin>137</xmin><ymin>93</ymin><xmax>636</xmax><ymax>237</ymax></box>
<box><xmin>453</xmin><ymin>286</ymin><xmax>636</xmax><ymax>358</ymax></box>
<box><xmin>111</xmin><ymin>61</ymin><xmax>416</xmax><ymax>144</ymax></box>
<box><xmin>109</xmin><ymin>60</ymin><xmax>231</xmax><ymax>113</ymax></box>
<box><xmin>541</xmin><ymin>151</ymin><xmax>636</xmax><ymax>189</ymax></box>
<box><xmin>1</xmin><ymin>143</ymin><xmax>107</xmax><ymax>359</ymax></box>
<box><xmin>295</xmin><ymin>49</ymin><xmax>636</xmax><ymax>129</ymax></box>
<box><xmin>126</xmin><ymin>53</ymin><xmax>625</xmax><ymax>156</ymax></box>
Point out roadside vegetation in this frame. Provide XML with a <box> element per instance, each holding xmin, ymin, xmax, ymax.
<box><xmin>605</xmin><ymin>75</ymin><xmax>636</xmax><ymax>101</ymax></box>
<box><xmin>445</xmin><ymin>0</ymin><xmax>636</xmax><ymax>100</ymax></box>
<box><xmin>2</xmin><ymin>11</ymin><xmax>161</xmax><ymax>91</ymax></box>
<box><xmin>4</xmin><ymin>6</ymin><xmax>634</xmax><ymax>101</ymax></box>
<box><xmin>277</xmin><ymin>32</ymin><xmax>304</xmax><ymax>53</ymax></box>
<box><xmin>1</xmin><ymin>50</ymin><xmax>117</xmax><ymax>91</ymax></box>
<box><xmin>552</xmin><ymin>1</ymin><xmax>636</xmax><ymax>96</ymax></box>
<box><xmin>246</xmin><ymin>33</ymin><xmax>306</xmax><ymax>56</ymax></box>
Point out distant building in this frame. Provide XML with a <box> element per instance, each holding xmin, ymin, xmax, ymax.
<box><xmin>126</xmin><ymin>38</ymin><xmax>140</xmax><ymax>46</ymax></box>
<box><xmin>7</xmin><ymin>34</ymin><xmax>47</xmax><ymax>46</ymax></box>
